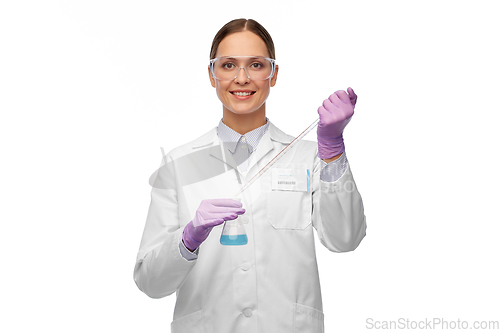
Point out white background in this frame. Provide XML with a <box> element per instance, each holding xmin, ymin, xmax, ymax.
<box><xmin>1</xmin><ymin>0</ymin><xmax>499</xmax><ymax>332</ymax></box>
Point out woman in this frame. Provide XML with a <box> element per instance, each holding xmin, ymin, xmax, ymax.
<box><xmin>134</xmin><ymin>18</ymin><xmax>366</xmax><ymax>333</ymax></box>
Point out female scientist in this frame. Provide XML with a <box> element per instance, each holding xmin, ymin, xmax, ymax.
<box><xmin>134</xmin><ymin>18</ymin><xmax>366</xmax><ymax>333</ymax></box>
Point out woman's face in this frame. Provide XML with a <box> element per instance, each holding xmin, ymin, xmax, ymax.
<box><xmin>208</xmin><ymin>31</ymin><xmax>278</xmax><ymax>115</ymax></box>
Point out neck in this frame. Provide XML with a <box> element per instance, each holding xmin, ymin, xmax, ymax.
<box><xmin>222</xmin><ymin>105</ymin><xmax>267</xmax><ymax>135</ymax></box>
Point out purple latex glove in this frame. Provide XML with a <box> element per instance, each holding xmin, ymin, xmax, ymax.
<box><xmin>182</xmin><ymin>199</ymin><xmax>245</xmax><ymax>251</ymax></box>
<box><xmin>317</xmin><ymin>87</ymin><xmax>357</xmax><ymax>159</ymax></box>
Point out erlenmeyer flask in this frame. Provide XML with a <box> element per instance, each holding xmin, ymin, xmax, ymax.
<box><xmin>220</xmin><ymin>216</ymin><xmax>248</xmax><ymax>245</ymax></box>
<box><xmin>220</xmin><ymin>198</ymin><xmax>248</xmax><ymax>246</ymax></box>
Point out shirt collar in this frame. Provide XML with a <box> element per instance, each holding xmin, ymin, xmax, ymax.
<box><xmin>190</xmin><ymin>119</ymin><xmax>293</xmax><ymax>150</ymax></box>
<box><xmin>217</xmin><ymin>117</ymin><xmax>270</xmax><ymax>154</ymax></box>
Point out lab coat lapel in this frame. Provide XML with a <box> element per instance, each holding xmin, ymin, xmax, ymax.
<box><xmin>191</xmin><ymin>127</ymin><xmax>239</xmax><ymax>172</ymax></box>
<box><xmin>246</xmin><ymin>129</ymin><xmax>274</xmax><ymax>176</ymax></box>
<box><xmin>246</xmin><ymin>122</ymin><xmax>294</xmax><ymax>177</ymax></box>
<box><xmin>209</xmin><ymin>140</ymin><xmax>239</xmax><ymax>171</ymax></box>
<box><xmin>202</xmin><ymin>122</ymin><xmax>294</xmax><ymax>178</ymax></box>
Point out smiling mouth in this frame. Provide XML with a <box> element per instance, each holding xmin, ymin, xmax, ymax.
<box><xmin>230</xmin><ymin>91</ymin><xmax>256</xmax><ymax>96</ymax></box>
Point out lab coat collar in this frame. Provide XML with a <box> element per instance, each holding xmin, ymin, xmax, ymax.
<box><xmin>191</xmin><ymin>120</ymin><xmax>293</xmax><ymax>149</ymax></box>
<box><xmin>192</xmin><ymin>120</ymin><xmax>294</xmax><ymax>173</ymax></box>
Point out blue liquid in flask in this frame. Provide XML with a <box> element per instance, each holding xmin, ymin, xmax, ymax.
<box><xmin>220</xmin><ymin>234</ymin><xmax>248</xmax><ymax>246</ymax></box>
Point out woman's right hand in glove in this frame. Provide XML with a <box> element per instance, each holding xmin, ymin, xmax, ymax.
<box><xmin>182</xmin><ymin>199</ymin><xmax>245</xmax><ymax>252</ymax></box>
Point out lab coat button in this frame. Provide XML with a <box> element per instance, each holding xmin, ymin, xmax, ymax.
<box><xmin>241</xmin><ymin>144</ymin><xmax>247</xmax><ymax>150</ymax></box>
<box><xmin>243</xmin><ymin>308</ymin><xmax>253</xmax><ymax>317</ymax></box>
<box><xmin>241</xmin><ymin>262</ymin><xmax>251</xmax><ymax>271</ymax></box>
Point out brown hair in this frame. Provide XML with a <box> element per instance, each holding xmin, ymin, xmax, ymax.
<box><xmin>209</xmin><ymin>19</ymin><xmax>276</xmax><ymax>60</ymax></box>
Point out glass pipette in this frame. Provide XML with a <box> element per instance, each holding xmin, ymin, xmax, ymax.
<box><xmin>234</xmin><ymin>118</ymin><xmax>320</xmax><ymax>197</ymax></box>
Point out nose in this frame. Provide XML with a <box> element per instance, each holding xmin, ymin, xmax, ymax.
<box><xmin>234</xmin><ymin>67</ymin><xmax>250</xmax><ymax>84</ymax></box>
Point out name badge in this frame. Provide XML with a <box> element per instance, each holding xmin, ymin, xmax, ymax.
<box><xmin>271</xmin><ymin>168</ymin><xmax>310</xmax><ymax>192</ymax></box>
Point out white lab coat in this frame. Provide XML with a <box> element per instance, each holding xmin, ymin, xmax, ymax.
<box><xmin>134</xmin><ymin>121</ymin><xmax>366</xmax><ymax>333</ymax></box>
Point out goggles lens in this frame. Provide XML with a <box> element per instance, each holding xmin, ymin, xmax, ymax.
<box><xmin>211</xmin><ymin>56</ymin><xmax>275</xmax><ymax>81</ymax></box>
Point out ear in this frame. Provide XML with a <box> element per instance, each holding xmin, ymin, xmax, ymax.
<box><xmin>270</xmin><ymin>64</ymin><xmax>279</xmax><ymax>87</ymax></box>
<box><xmin>208</xmin><ymin>65</ymin><xmax>216</xmax><ymax>87</ymax></box>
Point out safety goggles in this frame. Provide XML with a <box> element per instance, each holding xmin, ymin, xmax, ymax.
<box><xmin>209</xmin><ymin>56</ymin><xmax>276</xmax><ymax>81</ymax></box>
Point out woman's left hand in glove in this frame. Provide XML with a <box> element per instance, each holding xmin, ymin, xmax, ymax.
<box><xmin>316</xmin><ymin>87</ymin><xmax>357</xmax><ymax>159</ymax></box>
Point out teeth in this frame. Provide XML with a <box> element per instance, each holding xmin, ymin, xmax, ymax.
<box><xmin>233</xmin><ymin>92</ymin><xmax>253</xmax><ymax>96</ymax></box>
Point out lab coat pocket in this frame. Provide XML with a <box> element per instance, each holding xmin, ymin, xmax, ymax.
<box><xmin>171</xmin><ymin>309</ymin><xmax>205</xmax><ymax>333</ymax></box>
<box><xmin>267</xmin><ymin>191</ymin><xmax>311</xmax><ymax>230</ymax></box>
<box><xmin>293</xmin><ymin>303</ymin><xmax>324</xmax><ymax>333</ymax></box>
